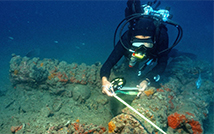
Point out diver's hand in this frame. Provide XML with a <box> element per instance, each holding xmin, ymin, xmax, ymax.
<box><xmin>137</xmin><ymin>80</ymin><xmax>149</xmax><ymax>91</ymax></box>
<box><xmin>137</xmin><ymin>79</ymin><xmax>150</xmax><ymax>97</ymax></box>
<box><xmin>101</xmin><ymin>77</ymin><xmax>115</xmax><ymax>97</ymax></box>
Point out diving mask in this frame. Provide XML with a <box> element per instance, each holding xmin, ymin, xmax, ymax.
<box><xmin>129</xmin><ymin>37</ymin><xmax>153</xmax><ymax>67</ymax></box>
<box><xmin>132</xmin><ymin>38</ymin><xmax>153</xmax><ymax>48</ymax></box>
<box><xmin>131</xmin><ymin>37</ymin><xmax>153</xmax><ymax>59</ymax></box>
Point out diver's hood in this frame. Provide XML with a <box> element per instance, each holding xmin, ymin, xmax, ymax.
<box><xmin>133</xmin><ymin>18</ymin><xmax>156</xmax><ymax>37</ymax></box>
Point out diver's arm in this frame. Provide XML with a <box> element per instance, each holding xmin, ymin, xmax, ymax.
<box><xmin>100</xmin><ymin>31</ymin><xmax>130</xmax><ymax>79</ymax></box>
<box><xmin>100</xmin><ymin>32</ymin><xmax>129</xmax><ymax>96</ymax></box>
<box><xmin>100</xmin><ymin>43</ymin><xmax>124</xmax><ymax>96</ymax></box>
<box><xmin>100</xmin><ymin>42</ymin><xmax>125</xmax><ymax>80</ymax></box>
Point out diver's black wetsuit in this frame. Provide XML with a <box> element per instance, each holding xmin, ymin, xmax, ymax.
<box><xmin>100</xmin><ymin>0</ymin><xmax>169</xmax><ymax>83</ymax></box>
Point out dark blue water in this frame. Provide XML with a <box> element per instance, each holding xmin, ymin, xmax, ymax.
<box><xmin>0</xmin><ymin>1</ymin><xmax>123</xmax><ymax>65</ymax></box>
<box><xmin>0</xmin><ymin>1</ymin><xmax>213</xmax><ymax>66</ymax></box>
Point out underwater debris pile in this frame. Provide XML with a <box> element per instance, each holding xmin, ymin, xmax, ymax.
<box><xmin>45</xmin><ymin>120</ymin><xmax>106</xmax><ymax>134</ymax></box>
<box><xmin>108</xmin><ymin>84</ymin><xmax>212</xmax><ymax>134</ymax></box>
<box><xmin>108</xmin><ymin>86</ymin><xmax>170</xmax><ymax>133</ymax></box>
<box><xmin>6</xmin><ymin>54</ymin><xmax>115</xmax><ymax>134</ymax></box>
<box><xmin>8</xmin><ymin>54</ymin><xmax>214</xmax><ymax>134</ymax></box>
<box><xmin>107</xmin><ymin>56</ymin><xmax>213</xmax><ymax>134</ymax></box>
<box><xmin>9</xmin><ymin>54</ymin><xmax>107</xmax><ymax>88</ymax></box>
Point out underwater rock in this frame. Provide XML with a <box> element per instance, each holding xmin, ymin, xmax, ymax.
<box><xmin>73</xmin><ymin>85</ymin><xmax>91</xmax><ymax>103</ymax></box>
<box><xmin>29</xmin><ymin>65</ymin><xmax>48</xmax><ymax>82</ymax></box>
<box><xmin>39</xmin><ymin>84</ymin><xmax>49</xmax><ymax>90</ymax></box>
<box><xmin>45</xmin><ymin>120</ymin><xmax>106</xmax><ymax>134</ymax></box>
<box><xmin>165</xmin><ymin>56</ymin><xmax>213</xmax><ymax>85</ymax></box>
<box><xmin>9</xmin><ymin>55</ymin><xmax>22</xmax><ymax>71</ymax></box>
<box><xmin>51</xmin><ymin>87</ymin><xmax>66</xmax><ymax>96</ymax></box>
<box><xmin>96</xmin><ymin>96</ymin><xmax>108</xmax><ymax>105</ymax></box>
<box><xmin>40</xmin><ymin>107</ymin><xmax>54</xmax><ymax>118</ymax></box>
<box><xmin>9</xmin><ymin>55</ymin><xmax>103</xmax><ymax>88</ymax></box>
<box><xmin>109</xmin><ymin>77</ymin><xmax>213</xmax><ymax>134</ymax></box>
<box><xmin>52</xmin><ymin>101</ymin><xmax>63</xmax><ymax>112</ymax></box>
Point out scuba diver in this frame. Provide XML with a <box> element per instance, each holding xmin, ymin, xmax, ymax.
<box><xmin>100</xmin><ymin>0</ymin><xmax>182</xmax><ymax>96</ymax></box>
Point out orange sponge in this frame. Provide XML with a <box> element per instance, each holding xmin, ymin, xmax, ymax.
<box><xmin>108</xmin><ymin>121</ymin><xmax>116</xmax><ymax>133</ymax></box>
<box><xmin>188</xmin><ymin>120</ymin><xmax>203</xmax><ymax>134</ymax></box>
<box><xmin>144</xmin><ymin>89</ymin><xmax>154</xmax><ymax>96</ymax></box>
<box><xmin>168</xmin><ymin>112</ymin><xmax>203</xmax><ymax>134</ymax></box>
<box><xmin>167</xmin><ymin>112</ymin><xmax>181</xmax><ymax>129</ymax></box>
